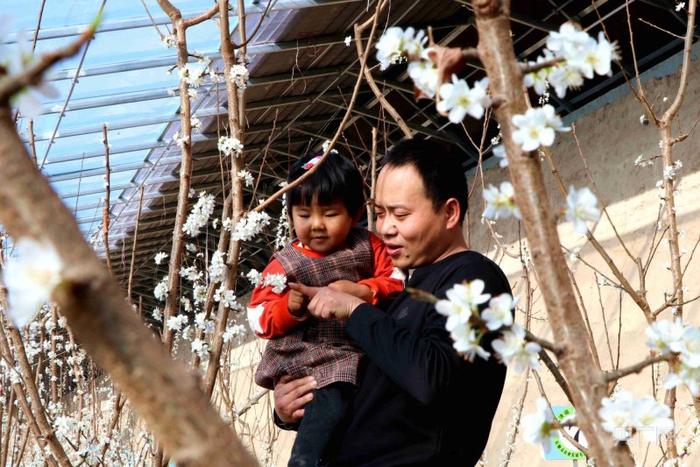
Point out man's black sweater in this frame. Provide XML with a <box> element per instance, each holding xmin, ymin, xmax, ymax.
<box><xmin>329</xmin><ymin>250</ymin><xmax>511</xmax><ymax>466</ymax></box>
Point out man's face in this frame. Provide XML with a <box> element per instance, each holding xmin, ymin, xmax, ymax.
<box><xmin>374</xmin><ymin>164</ymin><xmax>453</xmax><ymax>270</ymax></box>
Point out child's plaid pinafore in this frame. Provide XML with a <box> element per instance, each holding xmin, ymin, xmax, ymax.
<box><xmin>254</xmin><ymin>228</ymin><xmax>373</xmax><ymax>390</ymax></box>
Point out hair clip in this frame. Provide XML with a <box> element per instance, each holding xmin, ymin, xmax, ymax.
<box><xmin>302</xmin><ymin>155</ymin><xmax>323</xmax><ymax>170</ymax></box>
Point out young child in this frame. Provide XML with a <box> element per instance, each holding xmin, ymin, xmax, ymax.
<box><xmin>247</xmin><ymin>151</ymin><xmax>404</xmax><ymax>467</ymax></box>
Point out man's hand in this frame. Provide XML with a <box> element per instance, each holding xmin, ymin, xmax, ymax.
<box><xmin>329</xmin><ymin>279</ymin><xmax>373</xmax><ymax>303</ymax></box>
<box><xmin>274</xmin><ymin>375</ymin><xmax>317</xmax><ymax>424</ymax></box>
<box><xmin>287</xmin><ymin>289</ymin><xmax>308</xmax><ymax>317</ymax></box>
<box><xmin>289</xmin><ymin>282</ymin><xmax>365</xmax><ymax>320</ymax></box>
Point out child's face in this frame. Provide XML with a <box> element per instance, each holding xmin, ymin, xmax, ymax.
<box><xmin>290</xmin><ymin>197</ymin><xmax>356</xmax><ymax>254</ymax></box>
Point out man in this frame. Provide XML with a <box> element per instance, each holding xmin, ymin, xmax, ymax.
<box><xmin>276</xmin><ymin>138</ymin><xmax>511</xmax><ymax>466</ymax></box>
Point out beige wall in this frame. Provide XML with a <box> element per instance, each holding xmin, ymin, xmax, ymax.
<box><xmin>474</xmin><ymin>53</ymin><xmax>700</xmax><ymax>465</ymax></box>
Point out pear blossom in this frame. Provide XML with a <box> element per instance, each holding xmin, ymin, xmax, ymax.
<box><xmin>435</xmin><ymin>280</ymin><xmax>491</xmax><ymax>331</ymax></box>
<box><xmin>182</xmin><ymin>192</ymin><xmax>215</xmax><ymax>237</ymax></box>
<box><xmin>178</xmin><ymin>63</ymin><xmax>206</xmax><ymax>88</ymax></box>
<box><xmin>154</xmin><ymin>252</ymin><xmax>168</xmax><ymax>265</ymax></box>
<box><xmin>262</xmin><ymin>273</ymin><xmax>287</xmax><ymax>294</ymax></box>
<box><xmin>646</xmin><ymin>318</ymin><xmax>685</xmax><ymax>355</ymax></box>
<box><xmin>191</xmin><ymin>338</ymin><xmax>209</xmax><ymax>358</ymax></box>
<box><xmin>246</xmin><ymin>268</ymin><xmax>263</xmax><ymax>286</ymax></box>
<box><xmin>492</xmin><ymin>144</ymin><xmax>508</xmax><ymax>168</ymax></box>
<box><xmin>491</xmin><ymin>324</ymin><xmax>541</xmax><ymax>373</ymax></box>
<box><xmin>675</xmin><ymin>326</ymin><xmax>700</xmax><ymax>368</ymax></box>
<box><xmin>166</xmin><ymin>314</ymin><xmax>188</xmax><ymax>332</ymax></box>
<box><xmin>407</xmin><ymin>56</ymin><xmax>439</xmax><ymax>98</ymax></box>
<box><xmin>599</xmin><ymin>389</ymin><xmax>636</xmax><ymax>441</ymax></box>
<box><xmin>237</xmin><ymin>169</ymin><xmax>254</xmax><ymax>187</ymax></box>
<box><xmin>321</xmin><ymin>139</ymin><xmax>339</xmax><ymax>155</ymax></box>
<box><xmin>631</xmin><ymin>395</ymin><xmax>674</xmax><ymax>442</ymax></box>
<box><xmin>218</xmin><ymin>135</ymin><xmax>244</xmax><ymax>157</ymax></box>
<box><xmin>161</xmin><ymin>34</ymin><xmax>176</xmax><ymax>49</ymax></box>
<box><xmin>230</xmin><ymin>211</ymin><xmax>272</xmax><ymax>241</ymax></box>
<box><xmin>450</xmin><ymin>323</ymin><xmax>490</xmax><ymax>361</ymax></box>
<box><xmin>179</xmin><ymin>265</ymin><xmax>202</xmax><ymax>282</ymax></box>
<box><xmin>151</xmin><ymin>307</ymin><xmax>162</xmax><ymax>322</ymax></box>
<box><xmin>214</xmin><ymin>287</ymin><xmax>242</xmax><ymax>310</ymax></box>
<box><xmin>523</xmin><ymin>50</ymin><xmax>556</xmax><ymax>96</ymax></box>
<box><xmin>344</xmin><ymin>35</ymin><xmax>352</xmax><ymax>47</ymax></box>
<box><xmin>546</xmin><ymin>23</ymin><xmax>595</xmax><ymax>62</ymax></box>
<box><xmin>437</xmin><ymin>76</ymin><xmax>491</xmax><ymax>123</ymax></box>
<box><xmin>568</xmin><ymin>31</ymin><xmax>617</xmax><ymax>79</ymax></box>
<box><xmin>223</xmin><ymin>324</ymin><xmax>247</xmax><ymax>343</ymax></box>
<box><xmin>483</xmin><ymin>182</ymin><xmax>521</xmax><ymax>220</ymax></box>
<box><xmin>481</xmin><ymin>293</ymin><xmax>515</xmax><ymax>331</ymax></box>
<box><xmin>548</xmin><ymin>64</ymin><xmax>584</xmax><ymax>98</ymax></box>
<box><xmin>154</xmin><ymin>277</ymin><xmax>168</xmax><ymax>302</ymax></box>
<box><xmin>1</xmin><ymin>238</ymin><xmax>64</xmax><ymax>327</ymax></box>
<box><xmin>172</xmin><ymin>130</ymin><xmax>189</xmax><ymax>148</ymax></box>
<box><xmin>1</xmin><ymin>25</ymin><xmax>59</xmax><ymax>117</ymax></box>
<box><xmin>523</xmin><ymin>398</ymin><xmax>557</xmax><ymax>454</ymax></box>
<box><xmin>664</xmin><ymin>364</ymin><xmax>700</xmax><ymax>396</ymax></box>
<box><xmin>193</xmin><ymin>284</ymin><xmax>208</xmax><ymax>304</ymax></box>
<box><xmin>565</xmin><ymin>186</ymin><xmax>600</xmax><ymax>234</ymax></box>
<box><xmin>209</xmin><ymin>251</ymin><xmax>227</xmax><ymax>284</ymax></box>
<box><xmin>512</xmin><ymin>105</ymin><xmax>569</xmax><ymax>152</ymax></box>
<box><xmin>375</xmin><ymin>26</ymin><xmax>426</xmax><ymax>70</ymax></box>
<box><xmin>230</xmin><ymin>64</ymin><xmax>249</xmax><ymax>89</ymax></box>
<box><xmin>599</xmin><ymin>389</ymin><xmax>672</xmax><ymax>443</ymax></box>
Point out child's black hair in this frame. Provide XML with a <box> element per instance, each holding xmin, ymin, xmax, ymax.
<box><xmin>287</xmin><ymin>150</ymin><xmax>365</xmax><ymax>216</ymax></box>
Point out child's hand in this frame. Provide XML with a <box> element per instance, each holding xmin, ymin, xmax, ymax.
<box><xmin>287</xmin><ymin>289</ymin><xmax>309</xmax><ymax>317</ymax></box>
<box><xmin>328</xmin><ymin>280</ymin><xmax>373</xmax><ymax>303</ymax></box>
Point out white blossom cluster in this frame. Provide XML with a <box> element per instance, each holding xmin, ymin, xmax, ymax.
<box><xmin>565</xmin><ymin>186</ymin><xmax>601</xmax><ymax>235</ymax></box>
<box><xmin>376</xmin><ymin>22</ymin><xmax>615</xmax><ymax>153</ymax></box>
<box><xmin>1</xmin><ymin>238</ymin><xmax>64</xmax><ymax>327</ymax></box>
<box><xmin>191</xmin><ymin>338</ymin><xmax>209</xmax><ymax>359</ymax></box>
<box><xmin>522</xmin><ymin>398</ymin><xmax>558</xmax><ymax>454</ymax></box>
<box><xmin>166</xmin><ymin>314</ymin><xmax>188</xmax><ymax>332</ymax></box>
<box><xmin>228</xmin><ymin>211</ymin><xmax>272</xmax><ymax>241</ymax></box>
<box><xmin>262</xmin><ymin>273</ymin><xmax>288</xmax><ymax>294</ymax></box>
<box><xmin>647</xmin><ymin>319</ymin><xmax>700</xmax><ymax>396</ymax></box>
<box><xmin>154</xmin><ymin>251</ymin><xmax>168</xmax><ymax>265</ymax></box>
<box><xmin>214</xmin><ymin>286</ymin><xmax>243</xmax><ymax>310</ymax></box>
<box><xmin>161</xmin><ymin>34</ymin><xmax>176</xmax><ymax>49</ymax></box>
<box><xmin>208</xmin><ymin>250</ymin><xmax>227</xmax><ymax>283</ymax></box>
<box><xmin>0</xmin><ymin>18</ymin><xmax>58</xmax><ymax>117</ymax></box>
<box><xmin>482</xmin><ymin>182</ymin><xmax>520</xmax><ymax>220</ymax></box>
<box><xmin>179</xmin><ymin>265</ymin><xmax>202</xmax><ymax>282</ymax></box>
<box><xmin>599</xmin><ymin>388</ymin><xmax>673</xmax><ymax>442</ymax></box>
<box><xmin>218</xmin><ymin>135</ymin><xmax>244</xmax><ymax>157</ymax></box>
<box><xmin>182</xmin><ymin>191</ymin><xmax>216</xmax><ymax>237</ymax></box>
<box><xmin>230</xmin><ymin>63</ymin><xmax>250</xmax><ymax>89</ymax></box>
<box><xmin>223</xmin><ymin>324</ymin><xmax>247</xmax><ymax>343</ymax></box>
<box><xmin>154</xmin><ymin>276</ymin><xmax>168</xmax><ymax>302</ymax></box>
<box><xmin>237</xmin><ymin>169</ymin><xmax>255</xmax><ymax>187</ymax></box>
<box><xmin>172</xmin><ymin>130</ymin><xmax>189</xmax><ymax>148</ymax></box>
<box><xmin>375</xmin><ymin>26</ymin><xmax>427</xmax><ymax>70</ymax></box>
<box><xmin>483</xmin><ymin>183</ymin><xmax>601</xmax><ymax>237</ymax></box>
<box><xmin>246</xmin><ymin>268</ymin><xmax>263</xmax><ymax>286</ymax></box>
<box><xmin>434</xmin><ymin>279</ymin><xmax>540</xmax><ymax>371</ymax></box>
<box><xmin>178</xmin><ymin>63</ymin><xmax>207</xmax><ymax>88</ymax></box>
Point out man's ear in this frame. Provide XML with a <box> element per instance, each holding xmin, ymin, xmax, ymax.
<box><xmin>443</xmin><ymin>198</ymin><xmax>462</xmax><ymax>230</ymax></box>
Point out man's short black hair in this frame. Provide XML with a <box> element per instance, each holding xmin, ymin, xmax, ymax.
<box><xmin>383</xmin><ymin>138</ymin><xmax>468</xmax><ymax>222</ymax></box>
<box><xmin>287</xmin><ymin>150</ymin><xmax>365</xmax><ymax>216</ymax></box>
